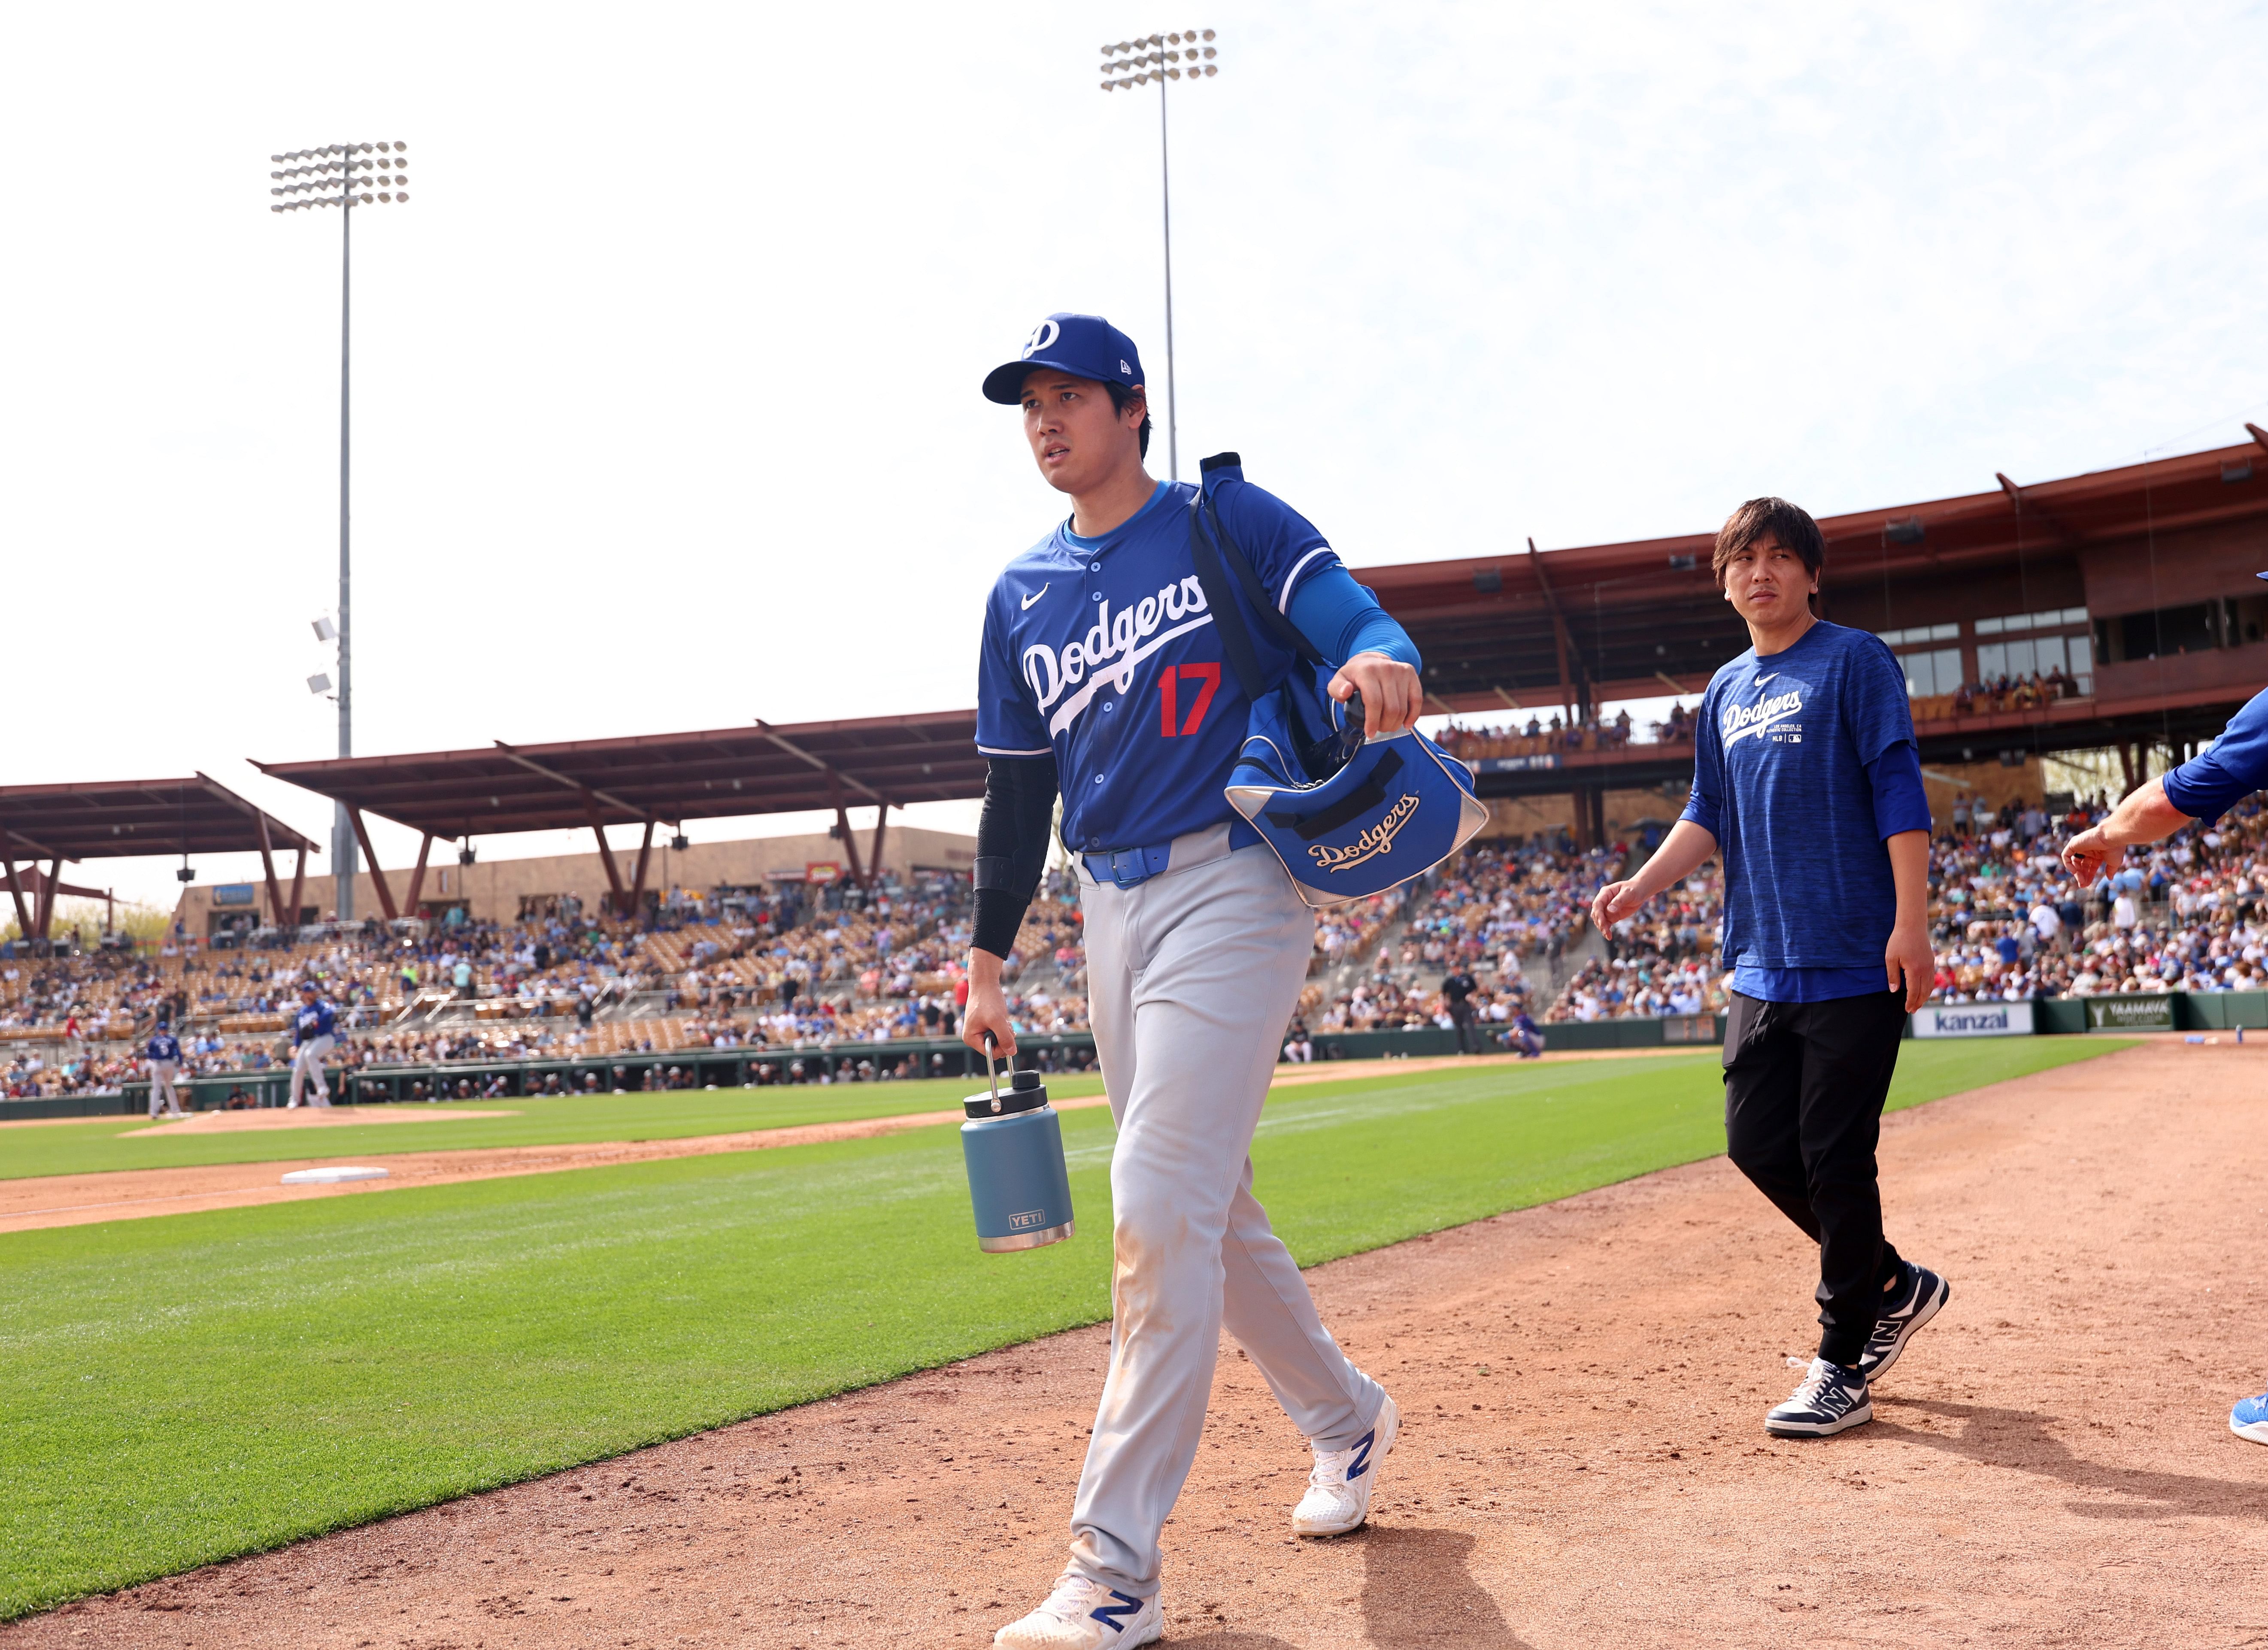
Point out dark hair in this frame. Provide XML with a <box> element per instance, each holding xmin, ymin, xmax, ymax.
<box><xmin>1713</xmin><ymin>497</ymin><xmax>1825</xmax><ymax>590</ymax></box>
<box><xmin>1104</xmin><ymin>381</ymin><xmax>1153</xmax><ymax>460</ymax></box>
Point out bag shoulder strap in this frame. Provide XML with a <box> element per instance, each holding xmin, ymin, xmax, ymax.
<box><xmin>1187</xmin><ymin>451</ymin><xmax>1327</xmax><ymax>702</ymax></box>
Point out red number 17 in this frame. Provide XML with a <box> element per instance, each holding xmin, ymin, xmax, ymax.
<box><xmin>1158</xmin><ymin>662</ymin><xmax>1220</xmax><ymax>737</ymax></box>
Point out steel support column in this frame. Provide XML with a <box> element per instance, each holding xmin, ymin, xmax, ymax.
<box><xmin>288</xmin><ymin>848</ymin><xmax>307</xmax><ymax>929</ymax></box>
<box><xmin>1</xmin><ymin>858</ymin><xmax>29</xmax><ymax>944</ymax></box>
<box><xmin>347</xmin><ymin>807</ymin><xmax>400</xmax><ymax>921</ymax></box>
<box><xmin>257</xmin><ymin>813</ymin><xmax>287</xmax><ymax>929</ymax></box>
<box><xmin>403</xmin><ymin>833</ymin><xmax>434</xmax><ymax>915</ymax></box>
<box><xmin>589</xmin><ymin>818</ymin><xmax>627</xmax><ymax>913</ymax></box>
<box><xmin>867</xmin><ymin>804</ymin><xmax>890</xmax><ymax>890</ymax></box>
<box><xmin>628</xmin><ymin>820</ymin><xmax>655</xmax><ymax>922</ymax></box>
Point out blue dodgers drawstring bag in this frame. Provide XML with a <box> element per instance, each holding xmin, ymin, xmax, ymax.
<box><xmin>1187</xmin><ymin>452</ymin><xmax>1487</xmax><ymax>908</ymax></box>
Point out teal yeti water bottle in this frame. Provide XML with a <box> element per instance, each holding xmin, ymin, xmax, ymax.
<box><xmin>960</xmin><ymin>1041</ymin><xmax>1075</xmax><ymax>1252</ymax></box>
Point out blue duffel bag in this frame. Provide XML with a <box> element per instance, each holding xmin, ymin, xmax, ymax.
<box><xmin>1189</xmin><ymin>452</ymin><xmax>1487</xmax><ymax>908</ymax></box>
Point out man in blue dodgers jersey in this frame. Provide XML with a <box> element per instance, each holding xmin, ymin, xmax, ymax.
<box><xmin>2063</xmin><ymin>619</ymin><xmax>2268</xmax><ymax>1447</ymax></box>
<box><xmin>287</xmin><ymin>979</ymin><xmax>338</xmax><ymax>1108</ymax></box>
<box><xmin>966</xmin><ymin>313</ymin><xmax>1424</xmax><ymax>1650</ymax></box>
<box><xmin>145</xmin><ymin>1020</ymin><xmax>186</xmax><ymax>1119</ymax></box>
<box><xmin>1592</xmin><ymin>498</ymin><xmax>1951</xmax><ymax>1440</ymax></box>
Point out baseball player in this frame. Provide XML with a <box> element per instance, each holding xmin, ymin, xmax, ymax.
<box><xmin>287</xmin><ymin>980</ymin><xmax>338</xmax><ymax>1109</ymax></box>
<box><xmin>1591</xmin><ymin>497</ymin><xmax>1950</xmax><ymax>1438</ymax></box>
<box><xmin>2062</xmin><ymin>666</ymin><xmax>2268</xmax><ymax>1444</ymax></box>
<box><xmin>967</xmin><ymin>313</ymin><xmax>1423</xmax><ymax>1649</ymax></box>
<box><xmin>145</xmin><ymin>1020</ymin><xmax>186</xmax><ymax>1119</ymax></box>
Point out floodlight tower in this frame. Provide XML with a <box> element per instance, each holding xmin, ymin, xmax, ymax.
<box><xmin>269</xmin><ymin>140</ymin><xmax>410</xmax><ymax>922</ymax></box>
<box><xmin>1100</xmin><ymin>30</ymin><xmax>1219</xmax><ymax>481</ymax></box>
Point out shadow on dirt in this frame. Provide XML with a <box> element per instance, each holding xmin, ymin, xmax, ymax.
<box><xmin>1360</xmin><ymin>1524</ymin><xmax>1531</xmax><ymax>1647</ymax></box>
<box><xmin>1877</xmin><ymin>1396</ymin><xmax>2268</xmax><ymax>1520</ymax></box>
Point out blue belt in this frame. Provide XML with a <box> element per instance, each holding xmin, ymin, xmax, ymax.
<box><xmin>1083</xmin><ymin>819</ymin><xmax>1262</xmax><ymax>890</ymax></box>
<box><xmin>1084</xmin><ymin>842</ymin><xmax>1173</xmax><ymax>890</ymax></box>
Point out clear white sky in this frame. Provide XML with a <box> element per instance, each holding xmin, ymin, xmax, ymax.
<box><xmin>4</xmin><ymin>2</ymin><xmax>2264</xmax><ymax>913</ymax></box>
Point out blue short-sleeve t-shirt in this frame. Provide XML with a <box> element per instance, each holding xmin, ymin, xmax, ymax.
<box><xmin>2163</xmin><ymin>684</ymin><xmax>2268</xmax><ymax>825</ymax></box>
<box><xmin>1680</xmin><ymin>621</ymin><xmax>1931</xmax><ymax>977</ymax></box>
<box><xmin>975</xmin><ymin>471</ymin><xmax>1342</xmax><ymax>854</ymax></box>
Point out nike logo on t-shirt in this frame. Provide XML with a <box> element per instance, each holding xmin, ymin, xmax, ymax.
<box><xmin>1021</xmin><ymin>584</ymin><xmax>1050</xmax><ymax>610</ymax></box>
<box><xmin>1754</xmin><ymin>672</ymin><xmax>1778</xmax><ymax>687</ymax></box>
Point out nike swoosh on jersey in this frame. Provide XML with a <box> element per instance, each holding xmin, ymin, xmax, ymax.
<box><xmin>1754</xmin><ymin>673</ymin><xmax>1777</xmax><ymax>686</ymax></box>
<box><xmin>1021</xmin><ymin>584</ymin><xmax>1051</xmax><ymax>611</ymax></box>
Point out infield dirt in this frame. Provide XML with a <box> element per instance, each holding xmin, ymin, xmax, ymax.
<box><xmin>12</xmin><ymin>1040</ymin><xmax>2267</xmax><ymax>1647</ymax></box>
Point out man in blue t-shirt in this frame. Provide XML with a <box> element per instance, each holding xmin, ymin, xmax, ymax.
<box><xmin>1592</xmin><ymin>497</ymin><xmax>1948</xmax><ymax>1441</ymax></box>
<box><xmin>966</xmin><ymin>314</ymin><xmax>1424</xmax><ymax>1649</ymax></box>
<box><xmin>2065</xmin><ymin>666</ymin><xmax>2268</xmax><ymax>1447</ymax></box>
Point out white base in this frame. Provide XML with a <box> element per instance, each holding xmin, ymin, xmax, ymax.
<box><xmin>281</xmin><ymin>1166</ymin><xmax>390</xmax><ymax>1185</ymax></box>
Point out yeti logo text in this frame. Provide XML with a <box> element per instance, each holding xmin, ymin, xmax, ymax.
<box><xmin>1021</xmin><ymin>320</ymin><xmax>1061</xmax><ymax>359</ymax></box>
<box><xmin>1022</xmin><ymin>578</ymin><xmax>1214</xmax><ymax>738</ymax></box>
<box><xmin>1722</xmin><ymin>688</ymin><xmax>1804</xmax><ymax>747</ymax></box>
<box><xmin>1308</xmin><ymin>793</ymin><xmax>1423</xmax><ymax>873</ymax></box>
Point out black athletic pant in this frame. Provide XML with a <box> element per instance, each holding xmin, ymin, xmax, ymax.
<box><xmin>1449</xmin><ymin>1002</ymin><xmax>1478</xmax><ymax>1054</ymax></box>
<box><xmin>1722</xmin><ymin>990</ymin><xmax>1908</xmax><ymax>1369</ymax></box>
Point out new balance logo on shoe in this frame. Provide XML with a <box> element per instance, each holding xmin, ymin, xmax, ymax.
<box><xmin>1089</xmin><ymin>1591</ymin><xmax>1145</xmax><ymax>1632</ymax></box>
<box><xmin>1346</xmin><ymin>1426</ymin><xmax>1377</xmax><ymax>1481</ymax></box>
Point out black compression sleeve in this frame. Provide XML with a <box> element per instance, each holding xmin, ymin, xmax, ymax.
<box><xmin>972</xmin><ymin>755</ymin><xmax>1058</xmax><ymax>960</ymax></box>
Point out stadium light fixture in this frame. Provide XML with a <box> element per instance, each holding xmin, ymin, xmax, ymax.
<box><xmin>1098</xmin><ymin>29</ymin><xmax>1219</xmax><ymax>482</ymax></box>
<box><xmin>270</xmin><ymin>138</ymin><xmax>411</xmax><ymax>923</ymax></box>
<box><xmin>307</xmin><ymin>672</ymin><xmax>333</xmax><ymax>696</ymax></box>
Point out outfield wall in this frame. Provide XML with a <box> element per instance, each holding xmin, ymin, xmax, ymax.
<box><xmin>7</xmin><ymin>995</ymin><xmax>2224</xmax><ymax>1122</ymax></box>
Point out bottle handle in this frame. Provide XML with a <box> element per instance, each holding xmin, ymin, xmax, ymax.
<box><xmin>983</xmin><ymin>1032</ymin><xmax>1003</xmax><ymax>1114</ymax></box>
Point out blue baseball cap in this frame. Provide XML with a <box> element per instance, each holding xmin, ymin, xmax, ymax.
<box><xmin>982</xmin><ymin>313</ymin><xmax>1146</xmax><ymax>406</ymax></box>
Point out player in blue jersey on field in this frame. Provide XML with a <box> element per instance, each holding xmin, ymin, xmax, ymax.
<box><xmin>2063</xmin><ymin>632</ymin><xmax>2268</xmax><ymax>1447</ymax></box>
<box><xmin>145</xmin><ymin>1020</ymin><xmax>186</xmax><ymax>1118</ymax></box>
<box><xmin>964</xmin><ymin>314</ymin><xmax>1424</xmax><ymax>1650</ymax></box>
<box><xmin>287</xmin><ymin>979</ymin><xmax>338</xmax><ymax>1109</ymax></box>
<box><xmin>1592</xmin><ymin>498</ymin><xmax>1951</xmax><ymax>1440</ymax></box>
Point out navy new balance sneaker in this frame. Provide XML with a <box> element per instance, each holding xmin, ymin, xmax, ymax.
<box><xmin>1766</xmin><ymin>1358</ymin><xmax>1873</xmax><ymax>1438</ymax></box>
<box><xmin>994</xmin><ymin>1571</ymin><xmax>1161</xmax><ymax>1650</ymax></box>
<box><xmin>1857</xmin><ymin>1261</ymin><xmax>1951</xmax><ymax>1384</ymax></box>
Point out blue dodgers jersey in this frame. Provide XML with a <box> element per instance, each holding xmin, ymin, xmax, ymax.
<box><xmin>2165</xmin><ymin>683</ymin><xmax>2268</xmax><ymax>825</ymax></box>
<box><xmin>976</xmin><ymin>473</ymin><xmax>1342</xmax><ymax>853</ymax></box>
<box><xmin>1681</xmin><ymin>621</ymin><xmax>1928</xmax><ymax>970</ymax></box>
<box><xmin>292</xmin><ymin>998</ymin><xmax>337</xmax><ymax>1043</ymax></box>
<box><xmin>146</xmin><ymin>1031</ymin><xmax>180</xmax><ymax>1062</ymax></box>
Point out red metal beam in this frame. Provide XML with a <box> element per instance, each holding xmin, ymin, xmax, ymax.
<box><xmin>588</xmin><ymin>815</ymin><xmax>627</xmax><ymax>914</ymax></box>
<box><xmin>628</xmin><ymin>819</ymin><xmax>655</xmax><ymax>920</ymax></box>
<box><xmin>868</xmin><ymin>803</ymin><xmax>890</xmax><ymax>889</ymax></box>
<box><xmin>33</xmin><ymin>857</ymin><xmax>61</xmax><ymax>940</ymax></box>
<box><xmin>348</xmin><ymin>808</ymin><xmax>400</xmax><ymax>922</ymax></box>
<box><xmin>257</xmin><ymin>811</ymin><xmax>286</xmax><ymax>928</ymax></box>
<box><xmin>828</xmin><ymin>771</ymin><xmax>866</xmax><ymax>888</ymax></box>
<box><xmin>2250</xmin><ymin>423</ymin><xmax>2268</xmax><ymax>455</ymax></box>
<box><xmin>403</xmin><ymin>833</ymin><xmax>434</xmax><ymax>915</ymax></box>
<box><xmin>288</xmin><ymin>848</ymin><xmax>306</xmax><ymax>929</ymax></box>
<box><xmin>1</xmin><ymin>859</ymin><xmax>29</xmax><ymax>942</ymax></box>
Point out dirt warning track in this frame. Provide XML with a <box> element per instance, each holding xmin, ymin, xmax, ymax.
<box><xmin>12</xmin><ymin>1041</ymin><xmax>2267</xmax><ymax>1648</ymax></box>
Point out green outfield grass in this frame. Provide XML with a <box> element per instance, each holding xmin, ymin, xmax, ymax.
<box><xmin>0</xmin><ymin>1076</ymin><xmax>1107</xmax><ymax>1182</ymax></box>
<box><xmin>0</xmin><ymin>1036</ymin><xmax>2126</xmax><ymax>1618</ymax></box>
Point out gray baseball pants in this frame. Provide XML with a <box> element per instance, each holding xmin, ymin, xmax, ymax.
<box><xmin>1066</xmin><ymin>827</ymin><xmax>1385</xmax><ymax>1599</ymax></box>
<box><xmin>147</xmin><ymin>1060</ymin><xmax>183</xmax><ymax>1118</ymax></box>
<box><xmin>290</xmin><ymin>1036</ymin><xmax>335</xmax><ymax>1107</ymax></box>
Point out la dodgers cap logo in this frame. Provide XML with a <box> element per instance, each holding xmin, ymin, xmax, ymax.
<box><xmin>982</xmin><ymin>312</ymin><xmax>1146</xmax><ymax>405</ymax></box>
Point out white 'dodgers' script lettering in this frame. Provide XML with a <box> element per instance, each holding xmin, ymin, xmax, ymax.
<box><xmin>1722</xmin><ymin>687</ymin><xmax>1804</xmax><ymax>746</ymax></box>
<box><xmin>1023</xmin><ymin>578</ymin><xmax>1213</xmax><ymax>738</ymax></box>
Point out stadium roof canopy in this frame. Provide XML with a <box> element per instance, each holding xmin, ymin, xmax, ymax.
<box><xmin>254</xmin><ymin>711</ymin><xmax>982</xmax><ymax>912</ymax></box>
<box><xmin>0</xmin><ymin>774</ymin><xmax>321</xmax><ymax>939</ymax></box>
<box><xmin>1360</xmin><ymin>434</ymin><xmax>2268</xmax><ymax>719</ymax></box>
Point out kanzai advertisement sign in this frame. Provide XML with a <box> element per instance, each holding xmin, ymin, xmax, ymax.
<box><xmin>1913</xmin><ymin>1001</ymin><xmax>2035</xmax><ymax>1038</ymax></box>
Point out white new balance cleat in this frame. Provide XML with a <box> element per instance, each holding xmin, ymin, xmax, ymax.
<box><xmin>993</xmin><ymin>1571</ymin><xmax>1161</xmax><ymax>1650</ymax></box>
<box><xmin>1293</xmin><ymin>1392</ymin><xmax>1400</xmax><ymax>1536</ymax></box>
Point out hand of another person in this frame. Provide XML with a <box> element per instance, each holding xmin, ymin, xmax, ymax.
<box><xmin>2060</xmin><ymin>827</ymin><xmax>2123</xmax><ymax>889</ymax></box>
<box><xmin>1329</xmin><ymin>653</ymin><xmax>1422</xmax><ymax>739</ymax></box>
<box><xmin>1886</xmin><ymin>922</ymin><xmax>1934</xmax><ymax>1013</ymax></box>
<box><xmin>1589</xmin><ymin>879</ymin><xmax>1646</xmax><ymax>932</ymax></box>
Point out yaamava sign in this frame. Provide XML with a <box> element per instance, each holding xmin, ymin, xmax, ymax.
<box><xmin>2085</xmin><ymin>995</ymin><xmax>2176</xmax><ymax>1031</ymax></box>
